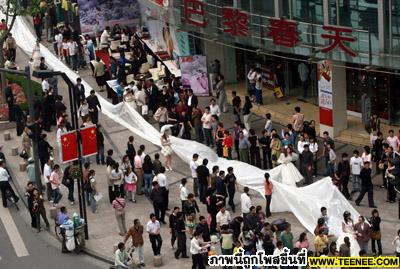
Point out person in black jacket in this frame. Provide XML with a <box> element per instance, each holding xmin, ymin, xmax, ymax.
<box><xmin>96</xmin><ymin>127</ymin><xmax>105</xmax><ymax>165</ymax></box>
<box><xmin>185</xmin><ymin>89</ymin><xmax>198</xmax><ymax>117</ymax></box>
<box><xmin>338</xmin><ymin>153</ymin><xmax>351</xmax><ymax>199</ymax></box>
<box><xmin>169</xmin><ymin>207</ymin><xmax>180</xmax><ymax>249</ymax></box>
<box><xmin>150</xmin><ymin>181</ymin><xmax>166</xmax><ymax>223</ymax></box>
<box><xmin>74</xmin><ymin>77</ymin><xmax>86</xmax><ymax>106</ymax></box>
<box><xmin>38</xmin><ymin>134</ymin><xmax>53</xmax><ymax>171</ymax></box>
<box><xmin>126</xmin><ymin>135</ymin><xmax>136</xmax><ymax>165</ymax></box>
<box><xmin>86</xmin><ymin>90</ymin><xmax>101</xmax><ymax>125</ymax></box>
<box><xmin>229</xmin><ymin>216</ymin><xmax>243</xmax><ymax>241</ymax></box>
<box><xmin>174</xmin><ymin>212</ymin><xmax>189</xmax><ymax>259</ymax></box>
<box><xmin>5</xmin><ymin>81</ymin><xmax>14</xmax><ymax>122</ymax></box>
<box><xmin>54</xmin><ymin>95</ymin><xmax>67</xmax><ymax>119</ymax></box>
<box><xmin>301</xmin><ymin>144</ymin><xmax>314</xmax><ymax>185</ymax></box>
<box><xmin>244</xmin><ymin>206</ymin><xmax>259</xmax><ymax>232</ymax></box>
<box><xmin>215</xmin><ymin>171</ymin><xmax>227</xmax><ymax>206</ymax></box>
<box><xmin>355</xmin><ymin>162</ymin><xmax>376</xmax><ymax>208</ymax></box>
<box><xmin>195</xmin><ymin>215</ymin><xmax>210</xmax><ymax>242</ymax></box>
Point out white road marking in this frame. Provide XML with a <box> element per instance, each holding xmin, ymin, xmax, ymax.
<box><xmin>0</xmin><ymin>206</ymin><xmax>29</xmax><ymax>257</ymax></box>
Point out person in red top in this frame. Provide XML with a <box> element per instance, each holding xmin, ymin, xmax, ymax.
<box><xmin>264</xmin><ymin>173</ymin><xmax>273</xmax><ymax>218</ymax></box>
<box><xmin>0</xmin><ymin>19</ymin><xmax>7</xmax><ymax>32</ymax></box>
<box><xmin>222</xmin><ymin>130</ymin><xmax>233</xmax><ymax>159</ymax></box>
<box><xmin>33</xmin><ymin>13</ymin><xmax>42</xmax><ymax>41</ymax></box>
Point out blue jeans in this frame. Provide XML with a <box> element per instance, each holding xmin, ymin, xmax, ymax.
<box><xmin>327</xmin><ymin>163</ymin><xmax>335</xmax><ymax>178</ymax></box>
<box><xmin>52</xmin><ymin>188</ymin><xmax>62</xmax><ymax>204</ymax></box>
<box><xmin>255</xmin><ymin>87</ymin><xmax>262</xmax><ymax>104</ymax></box>
<box><xmin>96</xmin><ymin>144</ymin><xmax>105</xmax><ymax>164</ymax></box>
<box><xmin>89</xmin><ymin>192</ymin><xmax>97</xmax><ymax>213</ymax></box>
<box><xmin>203</xmin><ymin>128</ymin><xmax>213</xmax><ymax>146</ymax></box>
<box><xmin>144</xmin><ymin>173</ymin><xmax>153</xmax><ymax>195</ymax></box>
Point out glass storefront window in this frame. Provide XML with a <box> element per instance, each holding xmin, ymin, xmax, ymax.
<box><xmin>252</xmin><ymin>0</ymin><xmax>274</xmax><ymax>17</ymax></box>
<box><xmin>282</xmin><ymin>0</ymin><xmax>324</xmax><ymax>24</ymax></box>
<box><xmin>385</xmin><ymin>0</ymin><xmax>400</xmax><ymax>55</ymax></box>
<box><xmin>330</xmin><ymin>0</ymin><xmax>379</xmax><ymax>53</ymax></box>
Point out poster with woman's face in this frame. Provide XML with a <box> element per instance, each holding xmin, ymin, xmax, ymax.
<box><xmin>179</xmin><ymin>55</ymin><xmax>209</xmax><ymax>96</ymax></box>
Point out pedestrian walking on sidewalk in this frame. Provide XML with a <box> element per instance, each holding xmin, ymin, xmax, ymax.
<box><xmin>32</xmin><ymin>189</ymin><xmax>50</xmax><ymax>232</ymax></box>
<box><xmin>87</xmin><ymin>169</ymin><xmax>98</xmax><ymax>213</ymax></box>
<box><xmin>355</xmin><ymin>162</ymin><xmax>376</xmax><ymax>208</ymax></box>
<box><xmin>112</xmin><ymin>191</ymin><xmax>127</xmax><ymax>236</ymax></box>
<box><xmin>174</xmin><ymin>212</ymin><xmax>189</xmax><ymax>259</ymax></box>
<box><xmin>124</xmin><ymin>219</ymin><xmax>145</xmax><ymax>267</ymax></box>
<box><xmin>216</xmin><ymin>74</ymin><xmax>228</xmax><ymax>113</ymax></box>
<box><xmin>146</xmin><ymin>213</ymin><xmax>163</xmax><ymax>256</ymax></box>
<box><xmin>242</xmin><ymin>96</ymin><xmax>252</xmax><ymax>131</ymax></box>
<box><xmin>50</xmin><ymin>164</ymin><xmax>63</xmax><ymax>207</ymax></box>
<box><xmin>350</xmin><ymin>150</ymin><xmax>363</xmax><ymax>195</ymax></box>
<box><xmin>150</xmin><ymin>181</ymin><xmax>166</xmax><ymax>224</ymax></box>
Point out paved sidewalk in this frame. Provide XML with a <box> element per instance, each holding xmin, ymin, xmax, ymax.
<box><xmin>3</xmin><ymin>43</ymin><xmax>399</xmax><ymax>269</ymax></box>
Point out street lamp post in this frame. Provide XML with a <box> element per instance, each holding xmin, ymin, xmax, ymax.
<box><xmin>0</xmin><ymin>66</ymin><xmax>42</xmax><ymax>194</ymax></box>
<box><xmin>32</xmin><ymin>70</ymin><xmax>89</xmax><ymax>239</ymax></box>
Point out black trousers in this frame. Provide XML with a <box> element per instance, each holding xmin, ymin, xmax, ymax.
<box><xmin>89</xmin><ymin>111</ymin><xmax>99</xmax><ymax>125</ymax></box>
<box><xmin>265</xmin><ymin>195</ymin><xmax>272</xmax><ymax>218</ymax></box>
<box><xmin>355</xmin><ymin>185</ymin><xmax>374</xmax><ymax>206</ymax></box>
<box><xmin>192</xmin><ymin>253</ymin><xmax>206</xmax><ymax>269</ymax></box>
<box><xmin>250</xmin><ymin>147</ymin><xmax>261</xmax><ymax>168</ymax></box>
<box><xmin>371</xmin><ymin>238</ymin><xmax>382</xmax><ymax>255</ymax></box>
<box><xmin>234</xmin><ymin>140</ymin><xmax>240</xmax><ymax>161</ymax></box>
<box><xmin>228</xmin><ymin>188</ymin><xmax>235</xmax><ymax>212</ymax></box>
<box><xmin>153</xmin><ymin>201</ymin><xmax>166</xmax><ymax>222</ymax></box>
<box><xmin>175</xmin><ymin>232</ymin><xmax>187</xmax><ymax>257</ymax></box>
<box><xmin>341</xmin><ymin>176</ymin><xmax>351</xmax><ymax>199</ymax></box>
<box><xmin>388</xmin><ymin>182</ymin><xmax>397</xmax><ymax>202</ymax></box>
<box><xmin>9</xmin><ymin>48</ymin><xmax>16</xmax><ymax>62</ymax></box>
<box><xmin>199</xmin><ymin>184</ymin><xmax>207</xmax><ymax>204</ymax></box>
<box><xmin>67</xmin><ymin>182</ymin><xmax>75</xmax><ymax>202</ymax></box>
<box><xmin>7</xmin><ymin>101</ymin><xmax>14</xmax><ymax>121</ymax></box>
<box><xmin>171</xmin><ymin>229</ymin><xmax>177</xmax><ymax>247</ymax></box>
<box><xmin>0</xmin><ymin>181</ymin><xmax>18</xmax><ymax>207</ymax></box>
<box><xmin>161</xmin><ymin>186</ymin><xmax>169</xmax><ymax>210</ymax></box>
<box><xmin>149</xmin><ymin>234</ymin><xmax>162</xmax><ymax>255</ymax></box>
<box><xmin>261</xmin><ymin>147</ymin><xmax>272</xmax><ymax>170</ymax></box>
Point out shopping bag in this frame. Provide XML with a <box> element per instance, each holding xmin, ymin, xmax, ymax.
<box><xmin>223</xmin><ymin>146</ymin><xmax>228</xmax><ymax>158</ymax></box>
<box><xmin>94</xmin><ymin>193</ymin><xmax>103</xmax><ymax>202</ymax></box>
<box><xmin>142</xmin><ymin>105</ymin><xmax>149</xmax><ymax>115</ymax></box>
<box><xmin>273</xmin><ymin>87</ymin><xmax>284</xmax><ymax>98</ymax></box>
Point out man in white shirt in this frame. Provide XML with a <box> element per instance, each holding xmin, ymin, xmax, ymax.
<box><xmin>68</xmin><ymin>39</ymin><xmax>78</xmax><ymax>72</ymax></box>
<box><xmin>209</xmin><ymin>98</ymin><xmax>221</xmax><ymax>117</ymax></box>
<box><xmin>190</xmin><ymin>231</ymin><xmax>208</xmax><ymax>268</ymax></box>
<box><xmin>350</xmin><ymin>150</ymin><xmax>363</xmax><ymax>195</ymax></box>
<box><xmin>179</xmin><ymin>178</ymin><xmax>188</xmax><ymax>209</ymax></box>
<box><xmin>201</xmin><ymin>107</ymin><xmax>213</xmax><ymax>147</ymax></box>
<box><xmin>146</xmin><ymin>213</ymin><xmax>162</xmax><ymax>255</ymax></box>
<box><xmin>240</xmin><ymin>186</ymin><xmax>252</xmax><ymax>218</ymax></box>
<box><xmin>43</xmin><ymin>158</ymin><xmax>53</xmax><ymax>202</ymax></box>
<box><xmin>216</xmin><ymin>206</ymin><xmax>231</xmax><ymax>231</ymax></box>
<box><xmin>247</xmin><ymin>67</ymin><xmax>256</xmax><ymax>96</ymax></box>
<box><xmin>157</xmin><ymin>167</ymin><xmax>169</xmax><ymax>210</ymax></box>
<box><xmin>42</xmin><ymin>78</ymin><xmax>50</xmax><ymax>92</ymax></box>
<box><xmin>387</xmin><ymin>130</ymin><xmax>399</xmax><ymax>152</ymax></box>
<box><xmin>100</xmin><ymin>26</ymin><xmax>110</xmax><ymax>45</ymax></box>
<box><xmin>0</xmin><ymin>160</ymin><xmax>19</xmax><ymax>207</ymax></box>
<box><xmin>189</xmin><ymin>154</ymin><xmax>199</xmax><ymax>197</ymax></box>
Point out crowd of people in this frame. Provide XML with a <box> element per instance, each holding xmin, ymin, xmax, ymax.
<box><xmin>1</xmin><ymin>13</ymin><xmax>400</xmax><ymax>269</ymax></box>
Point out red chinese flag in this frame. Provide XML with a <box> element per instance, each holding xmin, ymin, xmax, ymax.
<box><xmin>61</xmin><ymin>131</ymin><xmax>78</xmax><ymax>163</ymax></box>
<box><xmin>81</xmin><ymin>125</ymin><xmax>98</xmax><ymax>157</ymax></box>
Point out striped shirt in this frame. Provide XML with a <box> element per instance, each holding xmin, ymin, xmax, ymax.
<box><xmin>112</xmin><ymin>197</ymin><xmax>126</xmax><ymax>212</ymax></box>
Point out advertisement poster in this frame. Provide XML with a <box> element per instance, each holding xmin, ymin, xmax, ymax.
<box><xmin>179</xmin><ymin>55</ymin><xmax>209</xmax><ymax>96</ymax></box>
<box><xmin>261</xmin><ymin>65</ymin><xmax>275</xmax><ymax>90</ymax></box>
<box><xmin>318</xmin><ymin>60</ymin><xmax>333</xmax><ymax>126</ymax></box>
<box><xmin>78</xmin><ymin>0</ymin><xmax>141</xmax><ymax>35</ymax></box>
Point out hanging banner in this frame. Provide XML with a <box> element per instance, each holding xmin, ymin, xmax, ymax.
<box><xmin>179</xmin><ymin>55</ymin><xmax>209</xmax><ymax>96</ymax></box>
<box><xmin>80</xmin><ymin>125</ymin><xmax>98</xmax><ymax>157</ymax></box>
<box><xmin>318</xmin><ymin>60</ymin><xmax>333</xmax><ymax>127</ymax></box>
<box><xmin>61</xmin><ymin>131</ymin><xmax>78</xmax><ymax>163</ymax></box>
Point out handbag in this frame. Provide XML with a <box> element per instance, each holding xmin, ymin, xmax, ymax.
<box><xmin>368</xmin><ymin>229</ymin><xmax>381</xmax><ymax>240</ymax></box>
<box><xmin>223</xmin><ymin>146</ymin><xmax>228</xmax><ymax>158</ymax></box>
<box><xmin>141</xmin><ymin>105</ymin><xmax>148</xmax><ymax>115</ymax></box>
<box><xmin>94</xmin><ymin>193</ymin><xmax>103</xmax><ymax>202</ymax></box>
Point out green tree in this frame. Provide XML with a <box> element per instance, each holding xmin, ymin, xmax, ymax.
<box><xmin>0</xmin><ymin>0</ymin><xmax>41</xmax><ymax>94</ymax></box>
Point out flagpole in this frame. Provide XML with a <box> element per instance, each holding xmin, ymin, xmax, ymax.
<box><xmin>67</xmin><ymin>79</ymin><xmax>89</xmax><ymax>240</ymax></box>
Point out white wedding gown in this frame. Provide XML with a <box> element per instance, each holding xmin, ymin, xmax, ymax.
<box><xmin>276</xmin><ymin>153</ymin><xmax>303</xmax><ymax>186</ymax></box>
<box><xmin>124</xmin><ymin>93</ymin><xmax>138</xmax><ymax>111</ymax></box>
<box><xmin>336</xmin><ymin>221</ymin><xmax>361</xmax><ymax>256</ymax></box>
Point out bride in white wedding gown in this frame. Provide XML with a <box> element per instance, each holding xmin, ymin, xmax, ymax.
<box><xmin>276</xmin><ymin>147</ymin><xmax>303</xmax><ymax>186</ymax></box>
<box><xmin>336</xmin><ymin>211</ymin><xmax>361</xmax><ymax>256</ymax></box>
<box><xmin>123</xmin><ymin>89</ymin><xmax>138</xmax><ymax>111</ymax></box>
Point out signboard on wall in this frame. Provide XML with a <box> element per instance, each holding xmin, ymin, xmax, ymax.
<box><xmin>261</xmin><ymin>65</ymin><xmax>275</xmax><ymax>90</ymax></box>
<box><xmin>318</xmin><ymin>60</ymin><xmax>333</xmax><ymax>127</ymax></box>
<box><xmin>179</xmin><ymin>55</ymin><xmax>209</xmax><ymax>96</ymax></box>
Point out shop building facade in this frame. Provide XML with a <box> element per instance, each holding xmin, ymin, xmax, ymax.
<box><xmin>140</xmin><ymin>0</ymin><xmax>400</xmax><ymax>135</ymax></box>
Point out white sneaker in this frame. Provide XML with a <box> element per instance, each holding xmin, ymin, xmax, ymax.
<box><xmin>70</xmin><ymin>201</ymin><xmax>75</xmax><ymax>205</ymax></box>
